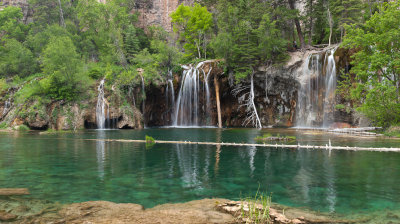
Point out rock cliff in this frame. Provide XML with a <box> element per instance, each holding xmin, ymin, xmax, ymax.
<box><xmin>134</xmin><ymin>0</ymin><xmax>194</xmax><ymax>31</ymax></box>
<box><xmin>1</xmin><ymin>0</ymin><xmax>193</xmax><ymax>31</ymax></box>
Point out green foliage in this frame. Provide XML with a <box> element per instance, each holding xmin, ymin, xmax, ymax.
<box><xmin>330</xmin><ymin>0</ymin><xmax>364</xmax><ymax>41</ymax></box>
<box><xmin>0</xmin><ymin>6</ymin><xmax>29</xmax><ymax>41</ymax></box>
<box><xmin>26</xmin><ymin>24</ymin><xmax>74</xmax><ymax>56</ymax></box>
<box><xmin>212</xmin><ymin>0</ymin><xmax>287</xmax><ymax>80</ymax></box>
<box><xmin>0</xmin><ymin>122</ymin><xmax>8</xmax><ymax>129</ymax></box>
<box><xmin>145</xmin><ymin>135</ymin><xmax>155</xmax><ymax>148</ymax></box>
<box><xmin>0</xmin><ymin>39</ymin><xmax>37</xmax><ymax>77</ymax></box>
<box><xmin>356</xmin><ymin>84</ymin><xmax>400</xmax><ymax>127</ymax></box>
<box><xmin>240</xmin><ymin>189</ymin><xmax>271</xmax><ymax>224</ymax></box>
<box><xmin>145</xmin><ymin>135</ymin><xmax>155</xmax><ymax>143</ymax></box>
<box><xmin>40</xmin><ymin>36</ymin><xmax>89</xmax><ymax>101</ymax></box>
<box><xmin>255</xmin><ymin>133</ymin><xmax>296</xmax><ymax>143</ymax></box>
<box><xmin>335</xmin><ymin>104</ymin><xmax>345</xmax><ymax>110</ymax></box>
<box><xmin>384</xmin><ymin>125</ymin><xmax>400</xmax><ymax>138</ymax></box>
<box><xmin>124</xmin><ymin>24</ymin><xmax>141</xmax><ymax>63</ymax></box>
<box><xmin>13</xmin><ymin>124</ymin><xmax>30</xmax><ymax>131</ymax></box>
<box><xmin>342</xmin><ymin>2</ymin><xmax>400</xmax><ymax>127</ymax></box>
<box><xmin>171</xmin><ymin>3</ymin><xmax>213</xmax><ymax>59</ymax></box>
<box><xmin>0</xmin><ymin>78</ymin><xmax>8</xmax><ymax>93</ymax></box>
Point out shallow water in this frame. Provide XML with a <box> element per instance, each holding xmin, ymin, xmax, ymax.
<box><xmin>1</xmin><ymin>128</ymin><xmax>400</xmax><ymax>219</ymax></box>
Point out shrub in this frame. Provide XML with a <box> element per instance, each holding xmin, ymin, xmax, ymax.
<box><xmin>13</xmin><ymin>124</ymin><xmax>30</xmax><ymax>131</ymax></box>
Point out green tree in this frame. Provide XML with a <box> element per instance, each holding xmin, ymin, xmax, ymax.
<box><xmin>124</xmin><ymin>24</ymin><xmax>141</xmax><ymax>63</ymax></box>
<box><xmin>0</xmin><ymin>39</ymin><xmax>37</xmax><ymax>77</ymax></box>
<box><xmin>77</xmin><ymin>0</ymin><xmax>133</xmax><ymax>65</ymax></box>
<box><xmin>41</xmin><ymin>36</ymin><xmax>87</xmax><ymax>100</ymax></box>
<box><xmin>171</xmin><ymin>3</ymin><xmax>213</xmax><ymax>59</ymax></box>
<box><xmin>342</xmin><ymin>2</ymin><xmax>400</xmax><ymax>126</ymax></box>
<box><xmin>330</xmin><ymin>0</ymin><xmax>364</xmax><ymax>42</ymax></box>
<box><xmin>212</xmin><ymin>0</ymin><xmax>287</xmax><ymax>80</ymax></box>
<box><xmin>26</xmin><ymin>24</ymin><xmax>74</xmax><ymax>56</ymax></box>
<box><xmin>0</xmin><ymin>6</ymin><xmax>29</xmax><ymax>41</ymax></box>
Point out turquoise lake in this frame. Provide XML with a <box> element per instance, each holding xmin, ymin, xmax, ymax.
<box><xmin>1</xmin><ymin>128</ymin><xmax>400</xmax><ymax>219</ymax></box>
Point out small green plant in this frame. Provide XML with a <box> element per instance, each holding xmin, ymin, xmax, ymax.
<box><xmin>384</xmin><ymin>125</ymin><xmax>400</xmax><ymax>138</ymax></box>
<box><xmin>240</xmin><ymin>188</ymin><xmax>272</xmax><ymax>224</ymax></box>
<box><xmin>13</xmin><ymin>124</ymin><xmax>30</xmax><ymax>131</ymax></box>
<box><xmin>335</xmin><ymin>104</ymin><xmax>345</xmax><ymax>110</ymax></box>
<box><xmin>145</xmin><ymin>135</ymin><xmax>155</xmax><ymax>143</ymax></box>
<box><xmin>254</xmin><ymin>133</ymin><xmax>272</xmax><ymax>142</ymax></box>
<box><xmin>255</xmin><ymin>133</ymin><xmax>296</xmax><ymax>142</ymax></box>
<box><xmin>0</xmin><ymin>122</ymin><xmax>8</xmax><ymax>129</ymax></box>
<box><xmin>145</xmin><ymin>135</ymin><xmax>155</xmax><ymax>148</ymax></box>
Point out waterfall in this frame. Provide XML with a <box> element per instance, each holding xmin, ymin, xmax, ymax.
<box><xmin>202</xmin><ymin>67</ymin><xmax>212</xmax><ymax>125</ymax></box>
<box><xmin>296</xmin><ymin>48</ymin><xmax>337</xmax><ymax>128</ymax></box>
<box><xmin>323</xmin><ymin>49</ymin><xmax>337</xmax><ymax>127</ymax></box>
<box><xmin>166</xmin><ymin>69</ymin><xmax>175</xmax><ymax>117</ymax></box>
<box><xmin>140</xmin><ymin>75</ymin><xmax>146</xmax><ymax>127</ymax></box>
<box><xmin>173</xmin><ymin>62</ymin><xmax>211</xmax><ymax>127</ymax></box>
<box><xmin>2</xmin><ymin>99</ymin><xmax>11</xmax><ymax>116</ymax></box>
<box><xmin>96</xmin><ymin>79</ymin><xmax>106</xmax><ymax>129</ymax></box>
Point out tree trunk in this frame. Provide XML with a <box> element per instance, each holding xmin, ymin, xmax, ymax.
<box><xmin>214</xmin><ymin>75</ymin><xmax>222</xmax><ymax>128</ymax></box>
<box><xmin>288</xmin><ymin>0</ymin><xmax>306</xmax><ymax>48</ymax></box>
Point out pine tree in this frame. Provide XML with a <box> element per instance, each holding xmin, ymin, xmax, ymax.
<box><xmin>124</xmin><ymin>24</ymin><xmax>140</xmax><ymax>63</ymax></box>
<box><xmin>330</xmin><ymin>0</ymin><xmax>364</xmax><ymax>42</ymax></box>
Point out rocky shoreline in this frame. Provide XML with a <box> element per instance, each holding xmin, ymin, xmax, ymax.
<box><xmin>1</xmin><ymin>197</ymin><xmax>353</xmax><ymax>224</ymax></box>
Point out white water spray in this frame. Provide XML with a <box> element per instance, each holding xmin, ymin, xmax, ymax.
<box><xmin>140</xmin><ymin>75</ymin><xmax>146</xmax><ymax>126</ymax></box>
<box><xmin>173</xmin><ymin>62</ymin><xmax>211</xmax><ymax>127</ymax></box>
<box><xmin>296</xmin><ymin>48</ymin><xmax>337</xmax><ymax>128</ymax></box>
<box><xmin>96</xmin><ymin>79</ymin><xmax>106</xmax><ymax>129</ymax></box>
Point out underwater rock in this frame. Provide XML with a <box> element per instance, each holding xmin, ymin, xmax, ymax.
<box><xmin>0</xmin><ymin>210</ymin><xmax>17</xmax><ymax>221</ymax></box>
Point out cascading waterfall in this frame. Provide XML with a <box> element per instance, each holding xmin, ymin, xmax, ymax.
<box><xmin>96</xmin><ymin>79</ymin><xmax>106</xmax><ymax>129</ymax></box>
<box><xmin>165</xmin><ymin>69</ymin><xmax>175</xmax><ymax>116</ymax></box>
<box><xmin>2</xmin><ymin>99</ymin><xmax>11</xmax><ymax>116</ymax></box>
<box><xmin>296</xmin><ymin>48</ymin><xmax>337</xmax><ymax>128</ymax></box>
<box><xmin>323</xmin><ymin>49</ymin><xmax>337</xmax><ymax>127</ymax></box>
<box><xmin>173</xmin><ymin>62</ymin><xmax>211</xmax><ymax>127</ymax></box>
<box><xmin>202</xmin><ymin>67</ymin><xmax>212</xmax><ymax>122</ymax></box>
<box><xmin>141</xmin><ymin>75</ymin><xmax>145</xmax><ymax>125</ymax></box>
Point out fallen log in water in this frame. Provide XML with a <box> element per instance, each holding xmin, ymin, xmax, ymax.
<box><xmin>0</xmin><ymin>188</ymin><xmax>30</xmax><ymax>196</ymax></box>
<box><xmin>86</xmin><ymin>139</ymin><xmax>400</xmax><ymax>152</ymax></box>
<box><xmin>326</xmin><ymin>127</ymin><xmax>384</xmax><ymax>136</ymax></box>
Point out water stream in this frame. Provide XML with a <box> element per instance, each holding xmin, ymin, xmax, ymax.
<box><xmin>296</xmin><ymin>48</ymin><xmax>337</xmax><ymax>128</ymax></box>
<box><xmin>173</xmin><ymin>62</ymin><xmax>212</xmax><ymax>127</ymax></box>
<box><xmin>96</xmin><ymin>79</ymin><xmax>106</xmax><ymax>129</ymax></box>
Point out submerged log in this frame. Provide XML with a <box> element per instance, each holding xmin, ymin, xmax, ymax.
<box><xmin>0</xmin><ymin>188</ymin><xmax>30</xmax><ymax>196</ymax></box>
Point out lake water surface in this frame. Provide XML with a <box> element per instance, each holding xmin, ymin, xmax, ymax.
<box><xmin>1</xmin><ymin>128</ymin><xmax>400</xmax><ymax>220</ymax></box>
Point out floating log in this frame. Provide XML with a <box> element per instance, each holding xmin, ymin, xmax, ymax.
<box><xmin>0</xmin><ymin>188</ymin><xmax>30</xmax><ymax>196</ymax></box>
<box><xmin>326</xmin><ymin>127</ymin><xmax>384</xmax><ymax>136</ymax></box>
<box><xmin>85</xmin><ymin>139</ymin><xmax>400</xmax><ymax>152</ymax></box>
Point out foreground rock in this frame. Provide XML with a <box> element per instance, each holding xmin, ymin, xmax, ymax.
<box><xmin>218</xmin><ymin>201</ymin><xmax>355</xmax><ymax>224</ymax></box>
<box><xmin>16</xmin><ymin>199</ymin><xmax>236</xmax><ymax>224</ymax></box>
<box><xmin>0</xmin><ymin>210</ymin><xmax>17</xmax><ymax>222</ymax></box>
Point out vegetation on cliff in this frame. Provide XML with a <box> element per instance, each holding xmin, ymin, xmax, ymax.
<box><xmin>340</xmin><ymin>2</ymin><xmax>400</xmax><ymax>127</ymax></box>
<box><xmin>0</xmin><ymin>0</ymin><xmax>398</xmax><ymax>129</ymax></box>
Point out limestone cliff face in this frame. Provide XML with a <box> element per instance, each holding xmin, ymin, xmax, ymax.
<box><xmin>133</xmin><ymin>0</ymin><xmax>194</xmax><ymax>31</ymax></box>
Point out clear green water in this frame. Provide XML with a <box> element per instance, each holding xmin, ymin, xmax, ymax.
<box><xmin>1</xmin><ymin>128</ymin><xmax>400</xmax><ymax>218</ymax></box>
